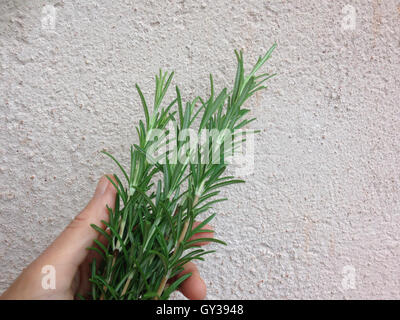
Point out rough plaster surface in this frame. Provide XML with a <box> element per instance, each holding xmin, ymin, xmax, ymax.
<box><xmin>0</xmin><ymin>0</ymin><xmax>399</xmax><ymax>299</ymax></box>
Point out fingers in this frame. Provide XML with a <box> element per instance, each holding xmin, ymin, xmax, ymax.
<box><xmin>169</xmin><ymin>221</ymin><xmax>214</xmax><ymax>300</ymax></box>
<box><xmin>75</xmin><ymin>226</ymin><xmax>112</xmax><ymax>297</ymax></box>
<box><xmin>177</xmin><ymin>262</ymin><xmax>207</xmax><ymax>300</ymax></box>
<box><xmin>37</xmin><ymin>175</ymin><xmax>117</xmax><ymax>278</ymax></box>
<box><xmin>1</xmin><ymin>175</ymin><xmax>117</xmax><ymax>299</ymax></box>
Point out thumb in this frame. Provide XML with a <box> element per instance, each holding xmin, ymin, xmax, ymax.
<box><xmin>38</xmin><ymin>175</ymin><xmax>117</xmax><ymax>272</ymax></box>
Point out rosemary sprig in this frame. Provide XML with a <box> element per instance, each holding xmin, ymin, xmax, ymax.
<box><xmin>88</xmin><ymin>44</ymin><xmax>276</xmax><ymax>300</ymax></box>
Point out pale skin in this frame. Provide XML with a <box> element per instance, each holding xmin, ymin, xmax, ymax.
<box><xmin>0</xmin><ymin>175</ymin><xmax>214</xmax><ymax>300</ymax></box>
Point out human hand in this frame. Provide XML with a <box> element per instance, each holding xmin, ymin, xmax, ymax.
<box><xmin>0</xmin><ymin>175</ymin><xmax>213</xmax><ymax>300</ymax></box>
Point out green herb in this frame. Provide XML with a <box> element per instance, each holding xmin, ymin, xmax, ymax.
<box><xmin>89</xmin><ymin>44</ymin><xmax>276</xmax><ymax>300</ymax></box>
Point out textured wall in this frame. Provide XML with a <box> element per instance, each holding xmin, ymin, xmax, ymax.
<box><xmin>1</xmin><ymin>0</ymin><xmax>399</xmax><ymax>299</ymax></box>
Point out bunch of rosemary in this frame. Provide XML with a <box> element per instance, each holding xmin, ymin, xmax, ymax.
<box><xmin>88</xmin><ymin>44</ymin><xmax>276</xmax><ymax>300</ymax></box>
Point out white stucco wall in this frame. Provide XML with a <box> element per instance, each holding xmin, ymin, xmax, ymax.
<box><xmin>1</xmin><ymin>0</ymin><xmax>399</xmax><ymax>299</ymax></box>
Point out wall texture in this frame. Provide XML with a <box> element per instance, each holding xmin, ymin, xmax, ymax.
<box><xmin>0</xmin><ymin>0</ymin><xmax>399</xmax><ymax>299</ymax></box>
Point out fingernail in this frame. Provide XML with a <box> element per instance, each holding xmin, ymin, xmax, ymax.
<box><xmin>94</xmin><ymin>176</ymin><xmax>109</xmax><ymax>198</ymax></box>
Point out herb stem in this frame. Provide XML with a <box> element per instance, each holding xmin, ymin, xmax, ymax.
<box><xmin>155</xmin><ymin>195</ymin><xmax>199</xmax><ymax>298</ymax></box>
<box><xmin>121</xmin><ymin>273</ymin><xmax>133</xmax><ymax>296</ymax></box>
<box><xmin>100</xmin><ymin>250</ymin><xmax>118</xmax><ymax>300</ymax></box>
